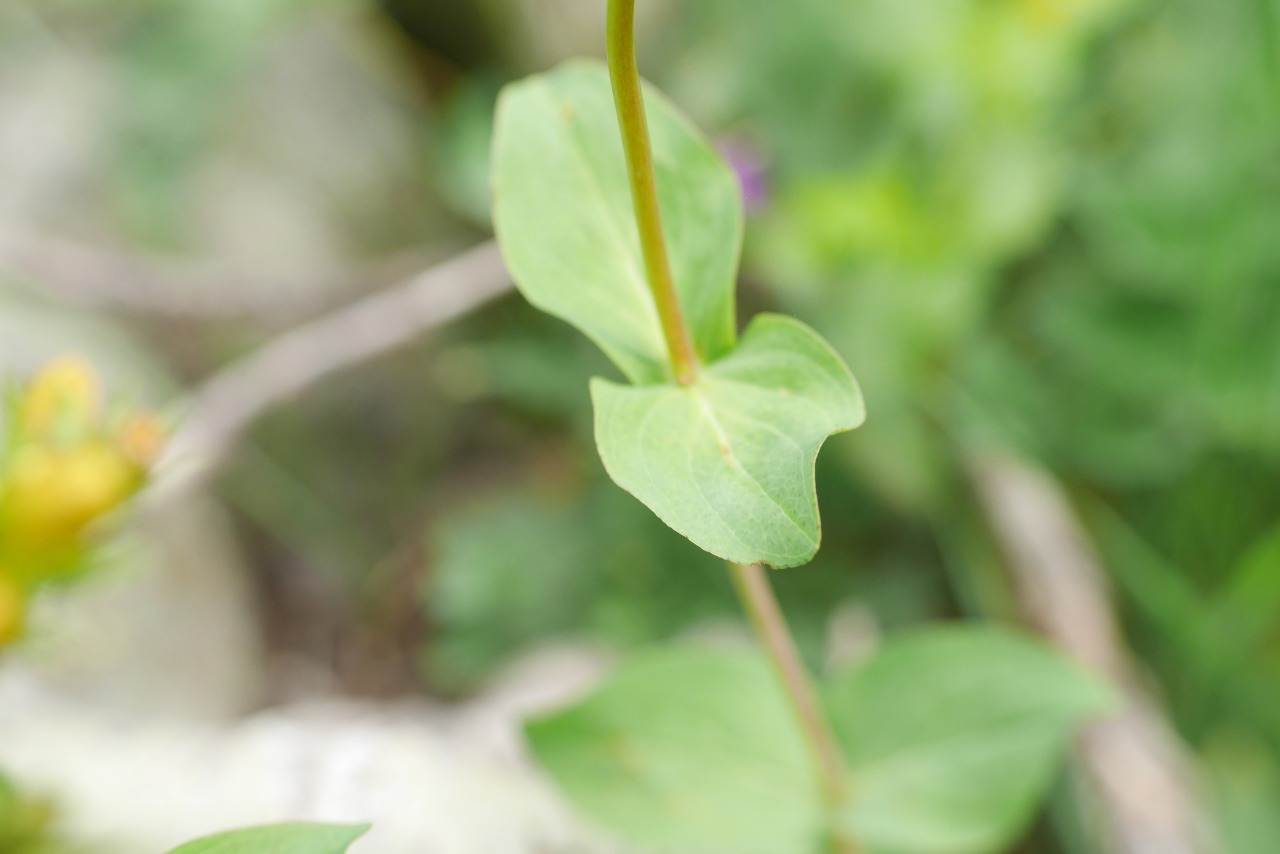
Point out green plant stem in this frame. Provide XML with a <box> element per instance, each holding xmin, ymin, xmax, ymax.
<box><xmin>605</xmin><ymin>4</ymin><xmax>850</xmax><ymax>843</ymax></box>
<box><xmin>606</xmin><ymin>0</ymin><xmax>700</xmax><ymax>386</ymax></box>
<box><xmin>729</xmin><ymin>563</ymin><xmax>857</xmax><ymax>853</ymax></box>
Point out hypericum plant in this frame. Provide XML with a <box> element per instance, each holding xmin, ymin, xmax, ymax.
<box><xmin>6</xmin><ymin>6</ymin><xmax>1111</xmax><ymax>854</ymax></box>
<box><xmin>0</xmin><ymin>357</ymin><xmax>165</xmax><ymax>646</ymax></box>
<box><xmin>485</xmin><ymin>2</ymin><xmax>1113</xmax><ymax>853</ymax></box>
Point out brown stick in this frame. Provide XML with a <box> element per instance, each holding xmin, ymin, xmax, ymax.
<box><xmin>970</xmin><ymin>453</ymin><xmax>1221</xmax><ymax>854</ymax></box>
<box><xmin>155</xmin><ymin>241</ymin><xmax>511</xmax><ymax>494</ymax></box>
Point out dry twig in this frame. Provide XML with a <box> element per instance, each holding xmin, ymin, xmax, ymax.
<box><xmin>158</xmin><ymin>241</ymin><xmax>511</xmax><ymax>492</ymax></box>
<box><xmin>971</xmin><ymin>453</ymin><xmax>1220</xmax><ymax>854</ymax></box>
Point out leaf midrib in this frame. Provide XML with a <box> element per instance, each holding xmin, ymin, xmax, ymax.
<box><xmin>690</xmin><ymin>387</ymin><xmax>818</xmax><ymax>551</ymax></box>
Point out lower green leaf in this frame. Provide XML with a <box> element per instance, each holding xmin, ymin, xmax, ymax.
<box><xmin>592</xmin><ymin>313</ymin><xmax>865</xmax><ymax>568</ymax></box>
<box><xmin>825</xmin><ymin>627</ymin><xmax>1115</xmax><ymax>854</ymax></box>
<box><xmin>527</xmin><ymin>646</ymin><xmax>823</xmax><ymax>854</ymax></box>
<box><xmin>164</xmin><ymin>822</ymin><xmax>371</xmax><ymax>854</ymax></box>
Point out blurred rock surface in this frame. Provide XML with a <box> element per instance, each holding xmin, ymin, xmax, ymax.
<box><xmin>0</xmin><ymin>646</ymin><xmax>623</xmax><ymax>853</ymax></box>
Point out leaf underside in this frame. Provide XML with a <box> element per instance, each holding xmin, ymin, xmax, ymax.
<box><xmin>594</xmin><ymin>313</ymin><xmax>864</xmax><ymax>567</ymax></box>
<box><xmin>493</xmin><ymin>60</ymin><xmax>741</xmax><ymax>386</ymax></box>
<box><xmin>529</xmin><ymin>629</ymin><xmax>1111</xmax><ymax>854</ymax></box>
<box><xmin>527</xmin><ymin>647</ymin><xmax>822</xmax><ymax>854</ymax></box>
<box><xmin>826</xmin><ymin>627</ymin><xmax>1115</xmax><ymax>854</ymax></box>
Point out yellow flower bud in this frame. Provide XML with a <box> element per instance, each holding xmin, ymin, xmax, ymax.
<box><xmin>115</xmin><ymin>412</ymin><xmax>167</xmax><ymax>468</ymax></box>
<box><xmin>18</xmin><ymin>356</ymin><xmax>102</xmax><ymax>442</ymax></box>
<box><xmin>1</xmin><ymin>442</ymin><xmax>142</xmax><ymax>556</ymax></box>
<box><xmin>0</xmin><ymin>356</ymin><xmax>164</xmax><ymax>580</ymax></box>
<box><xmin>0</xmin><ymin>575</ymin><xmax>23</xmax><ymax>647</ymax></box>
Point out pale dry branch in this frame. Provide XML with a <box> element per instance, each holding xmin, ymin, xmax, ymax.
<box><xmin>970</xmin><ymin>453</ymin><xmax>1221</xmax><ymax>854</ymax></box>
<box><xmin>157</xmin><ymin>241</ymin><xmax>511</xmax><ymax>493</ymax></box>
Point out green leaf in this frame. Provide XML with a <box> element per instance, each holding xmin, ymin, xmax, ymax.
<box><xmin>527</xmin><ymin>647</ymin><xmax>822</xmax><ymax>854</ymax></box>
<box><xmin>165</xmin><ymin>823</ymin><xmax>370</xmax><ymax>854</ymax></box>
<box><xmin>492</xmin><ymin>61</ymin><xmax>863</xmax><ymax>565</ymax></box>
<box><xmin>492</xmin><ymin>60</ymin><xmax>742</xmax><ymax>385</ymax></box>
<box><xmin>825</xmin><ymin>627</ymin><xmax>1114</xmax><ymax>854</ymax></box>
<box><xmin>593</xmin><ymin>313</ymin><xmax>864</xmax><ymax>568</ymax></box>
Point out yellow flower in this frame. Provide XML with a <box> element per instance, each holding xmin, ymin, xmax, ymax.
<box><xmin>18</xmin><ymin>355</ymin><xmax>102</xmax><ymax>443</ymax></box>
<box><xmin>1</xmin><ymin>442</ymin><xmax>142</xmax><ymax>556</ymax></box>
<box><xmin>0</xmin><ymin>356</ymin><xmax>166</xmax><ymax>645</ymax></box>
<box><xmin>0</xmin><ymin>357</ymin><xmax>165</xmax><ymax>580</ymax></box>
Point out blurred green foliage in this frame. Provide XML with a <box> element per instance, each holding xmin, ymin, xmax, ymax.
<box><xmin>527</xmin><ymin>629</ymin><xmax>1109</xmax><ymax>854</ymax></box>
<box><xmin>0</xmin><ymin>772</ymin><xmax>77</xmax><ymax>854</ymax></box>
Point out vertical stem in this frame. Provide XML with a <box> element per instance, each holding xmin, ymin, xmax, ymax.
<box><xmin>606</xmin><ymin>0</ymin><xmax>700</xmax><ymax>385</ymax></box>
<box><xmin>729</xmin><ymin>563</ymin><xmax>858</xmax><ymax>853</ymax></box>
<box><xmin>605</xmin><ymin>4</ymin><xmax>851</xmax><ymax>848</ymax></box>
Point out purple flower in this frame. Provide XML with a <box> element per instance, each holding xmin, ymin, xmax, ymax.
<box><xmin>720</xmin><ymin>138</ymin><xmax>771</xmax><ymax>213</ymax></box>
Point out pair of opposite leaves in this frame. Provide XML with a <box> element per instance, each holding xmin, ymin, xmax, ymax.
<box><xmin>492</xmin><ymin>61</ymin><xmax>865</xmax><ymax>569</ymax></box>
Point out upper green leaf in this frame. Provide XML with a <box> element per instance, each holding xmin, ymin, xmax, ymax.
<box><xmin>527</xmin><ymin>646</ymin><xmax>822</xmax><ymax>854</ymax></box>
<box><xmin>492</xmin><ymin>60</ymin><xmax>742</xmax><ymax>385</ymax></box>
<box><xmin>825</xmin><ymin>627</ymin><xmax>1115</xmax><ymax>854</ymax></box>
<box><xmin>593</xmin><ymin>313</ymin><xmax>864</xmax><ymax>568</ymax></box>
<box><xmin>164</xmin><ymin>823</ymin><xmax>371</xmax><ymax>854</ymax></box>
<box><xmin>492</xmin><ymin>60</ymin><xmax>862</xmax><ymax>566</ymax></box>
